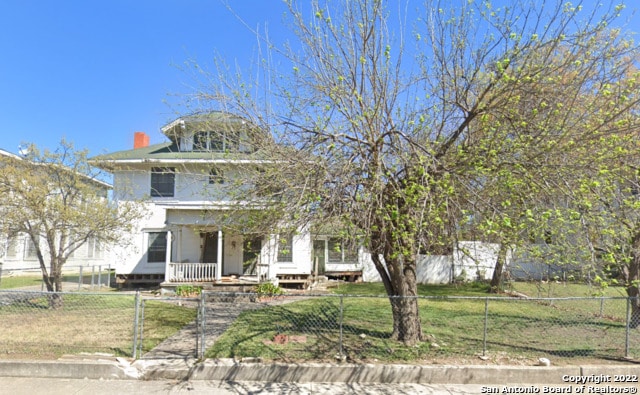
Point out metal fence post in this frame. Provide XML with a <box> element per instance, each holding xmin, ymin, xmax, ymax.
<box><xmin>107</xmin><ymin>264</ymin><xmax>111</xmax><ymax>288</ymax></box>
<box><xmin>599</xmin><ymin>297</ymin><xmax>604</xmax><ymax>318</ymax></box>
<box><xmin>139</xmin><ymin>300</ymin><xmax>145</xmax><ymax>358</ymax></box>
<box><xmin>339</xmin><ymin>295</ymin><xmax>344</xmax><ymax>357</ymax></box>
<box><xmin>78</xmin><ymin>266</ymin><xmax>83</xmax><ymax>291</ymax></box>
<box><xmin>199</xmin><ymin>291</ymin><xmax>206</xmax><ymax>359</ymax></box>
<box><xmin>483</xmin><ymin>297</ymin><xmax>489</xmax><ymax>357</ymax></box>
<box><xmin>91</xmin><ymin>265</ymin><xmax>95</xmax><ymax>288</ymax></box>
<box><xmin>98</xmin><ymin>265</ymin><xmax>102</xmax><ymax>288</ymax></box>
<box><xmin>132</xmin><ymin>291</ymin><xmax>140</xmax><ymax>359</ymax></box>
<box><xmin>626</xmin><ymin>297</ymin><xmax>631</xmax><ymax>359</ymax></box>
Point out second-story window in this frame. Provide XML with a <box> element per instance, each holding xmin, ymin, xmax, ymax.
<box><xmin>192</xmin><ymin>131</ymin><xmax>238</xmax><ymax>152</ymax></box>
<box><xmin>209</xmin><ymin>167</ymin><xmax>224</xmax><ymax>184</ymax></box>
<box><xmin>150</xmin><ymin>167</ymin><xmax>175</xmax><ymax>197</ymax></box>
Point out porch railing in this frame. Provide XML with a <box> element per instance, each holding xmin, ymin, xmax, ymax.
<box><xmin>167</xmin><ymin>262</ymin><xmax>220</xmax><ymax>282</ymax></box>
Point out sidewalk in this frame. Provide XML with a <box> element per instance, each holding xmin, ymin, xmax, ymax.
<box><xmin>0</xmin><ymin>376</ymin><xmax>486</xmax><ymax>395</ymax></box>
<box><xmin>141</xmin><ymin>301</ymin><xmax>260</xmax><ymax>359</ymax></box>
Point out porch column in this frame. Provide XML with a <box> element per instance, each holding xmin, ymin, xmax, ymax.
<box><xmin>216</xmin><ymin>230</ymin><xmax>222</xmax><ymax>281</ymax></box>
<box><xmin>177</xmin><ymin>226</ymin><xmax>183</xmax><ymax>263</ymax></box>
<box><xmin>164</xmin><ymin>230</ymin><xmax>173</xmax><ymax>283</ymax></box>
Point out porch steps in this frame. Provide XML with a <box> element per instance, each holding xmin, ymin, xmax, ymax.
<box><xmin>276</xmin><ymin>274</ymin><xmax>311</xmax><ymax>289</ymax></box>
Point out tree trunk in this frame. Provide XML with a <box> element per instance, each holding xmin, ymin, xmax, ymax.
<box><xmin>626</xmin><ymin>231</ymin><xmax>640</xmax><ymax>328</ymax></box>
<box><xmin>41</xmin><ymin>256</ymin><xmax>65</xmax><ymax>309</ymax></box>
<box><xmin>372</xmin><ymin>253</ymin><xmax>424</xmax><ymax>345</ymax></box>
<box><xmin>489</xmin><ymin>244</ymin><xmax>508</xmax><ymax>293</ymax></box>
<box><xmin>628</xmin><ymin>286</ymin><xmax>640</xmax><ymax>329</ymax></box>
<box><xmin>388</xmin><ymin>293</ymin><xmax>423</xmax><ymax>345</ymax></box>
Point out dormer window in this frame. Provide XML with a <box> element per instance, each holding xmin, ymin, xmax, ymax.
<box><xmin>192</xmin><ymin>131</ymin><xmax>238</xmax><ymax>152</ymax></box>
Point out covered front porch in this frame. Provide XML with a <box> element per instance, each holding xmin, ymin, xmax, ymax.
<box><xmin>162</xmin><ymin>224</ymin><xmax>272</xmax><ymax>285</ymax></box>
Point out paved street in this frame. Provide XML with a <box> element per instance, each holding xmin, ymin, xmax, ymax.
<box><xmin>1</xmin><ymin>377</ymin><xmax>484</xmax><ymax>394</ymax></box>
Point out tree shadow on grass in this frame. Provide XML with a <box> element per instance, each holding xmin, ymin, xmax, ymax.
<box><xmin>215</xmin><ymin>299</ymin><xmax>426</xmax><ymax>362</ymax></box>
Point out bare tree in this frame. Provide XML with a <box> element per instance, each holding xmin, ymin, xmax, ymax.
<box><xmin>185</xmin><ymin>0</ymin><xmax>639</xmax><ymax>344</ymax></box>
<box><xmin>0</xmin><ymin>141</ymin><xmax>143</xmax><ymax>307</ymax></box>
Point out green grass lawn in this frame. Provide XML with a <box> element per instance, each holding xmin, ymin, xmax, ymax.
<box><xmin>0</xmin><ymin>292</ymin><xmax>196</xmax><ymax>359</ymax></box>
<box><xmin>0</xmin><ymin>271</ymin><xmax>115</xmax><ymax>290</ymax></box>
<box><xmin>206</xmin><ymin>282</ymin><xmax>639</xmax><ymax>364</ymax></box>
<box><xmin>0</xmin><ymin>274</ymin><xmax>43</xmax><ymax>289</ymax></box>
<box><xmin>330</xmin><ymin>281</ymin><xmax>493</xmax><ymax>296</ymax></box>
<box><xmin>508</xmin><ymin>281</ymin><xmax>628</xmax><ymax>298</ymax></box>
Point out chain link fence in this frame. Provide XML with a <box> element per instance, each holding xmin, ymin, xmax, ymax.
<box><xmin>0</xmin><ymin>289</ymin><xmax>638</xmax><ymax>363</ymax></box>
<box><xmin>0</xmin><ymin>265</ymin><xmax>113</xmax><ymax>290</ymax></box>
<box><xmin>0</xmin><ymin>290</ymin><xmax>138</xmax><ymax>359</ymax></box>
<box><xmin>201</xmin><ymin>293</ymin><xmax>640</xmax><ymax>363</ymax></box>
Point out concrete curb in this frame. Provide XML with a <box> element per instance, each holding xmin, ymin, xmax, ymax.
<box><xmin>186</xmin><ymin>360</ymin><xmax>640</xmax><ymax>384</ymax></box>
<box><xmin>0</xmin><ymin>359</ymin><xmax>133</xmax><ymax>380</ymax></box>
<box><xmin>2</xmin><ymin>358</ymin><xmax>639</xmax><ymax>384</ymax></box>
<box><xmin>137</xmin><ymin>358</ymin><xmax>640</xmax><ymax>384</ymax></box>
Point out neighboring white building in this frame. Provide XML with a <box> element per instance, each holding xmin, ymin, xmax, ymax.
<box><xmin>360</xmin><ymin>241</ymin><xmax>500</xmax><ymax>284</ymax></box>
<box><xmin>0</xmin><ymin>148</ymin><xmax>113</xmax><ymax>273</ymax></box>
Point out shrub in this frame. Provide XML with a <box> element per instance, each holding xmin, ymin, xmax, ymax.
<box><xmin>175</xmin><ymin>285</ymin><xmax>202</xmax><ymax>297</ymax></box>
<box><xmin>254</xmin><ymin>282</ymin><xmax>283</xmax><ymax>295</ymax></box>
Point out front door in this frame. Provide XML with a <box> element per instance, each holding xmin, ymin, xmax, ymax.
<box><xmin>312</xmin><ymin>240</ymin><xmax>326</xmax><ymax>275</ymax></box>
<box><xmin>202</xmin><ymin>232</ymin><xmax>219</xmax><ymax>263</ymax></box>
<box><xmin>243</xmin><ymin>236</ymin><xmax>262</xmax><ymax>275</ymax></box>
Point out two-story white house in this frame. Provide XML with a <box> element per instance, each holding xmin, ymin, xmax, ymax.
<box><xmin>92</xmin><ymin>112</ymin><xmax>364</xmax><ymax>289</ymax></box>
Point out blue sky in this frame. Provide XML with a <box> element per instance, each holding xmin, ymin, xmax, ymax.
<box><xmin>0</xmin><ymin>1</ymin><xmax>638</xmax><ymax>158</ymax></box>
<box><xmin>0</xmin><ymin>0</ymin><xmax>291</xmax><ymax>156</ymax></box>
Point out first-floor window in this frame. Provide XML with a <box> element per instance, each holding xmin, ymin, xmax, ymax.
<box><xmin>328</xmin><ymin>238</ymin><xmax>358</xmax><ymax>263</ymax></box>
<box><xmin>147</xmin><ymin>232</ymin><xmax>167</xmax><ymax>263</ymax></box>
<box><xmin>5</xmin><ymin>236</ymin><xmax>19</xmax><ymax>259</ymax></box>
<box><xmin>277</xmin><ymin>235</ymin><xmax>293</xmax><ymax>262</ymax></box>
<box><xmin>87</xmin><ymin>237</ymin><xmax>103</xmax><ymax>259</ymax></box>
<box><xmin>5</xmin><ymin>235</ymin><xmax>19</xmax><ymax>259</ymax></box>
<box><xmin>25</xmin><ymin>237</ymin><xmax>38</xmax><ymax>260</ymax></box>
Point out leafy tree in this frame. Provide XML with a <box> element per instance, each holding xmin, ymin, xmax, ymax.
<box><xmin>563</xmin><ymin>126</ymin><xmax>640</xmax><ymax>325</ymax></box>
<box><xmin>187</xmin><ymin>0</ymin><xmax>639</xmax><ymax>344</ymax></box>
<box><xmin>0</xmin><ymin>142</ymin><xmax>142</xmax><ymax>307</ymax></box>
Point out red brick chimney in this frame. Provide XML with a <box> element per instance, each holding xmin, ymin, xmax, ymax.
<box><xmin>134</xmin><ymin>131</ymin><xmax>150</xmax><ymax>149</ymax></box>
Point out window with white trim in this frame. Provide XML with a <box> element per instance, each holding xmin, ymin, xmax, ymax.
<box><xmin>277</xmin><ymin>235</ymin><xmax>293</xmax><ymax>262</ymax></box>
<box><xmin>150</xmin><ymin>167</ymin><xmax>175</xmax><ymax>197</ymax></box>
<box><xmin>328</xmin><ymin>238</ymin><xmax>358</xmax><ymax>263</ymax></box>
<box><xmin>192</xmin><ymin>130</ymin><xmax>238</xmax><ymax>152</ymax></box>
<box><xmin>25</xmin><ymin>237</ymin><xmax>38</xmax><ymax>260</ymax></box>
<box><xmin>147</xmin><ymin>232</ymin><xmax>167</xmax><ymax>263</ymax></box>
<box><xmin>87</xmin><ymin>237</ymin><xmax>103</xmax><ymax>259</ymax></box>
<box><xmin>5</xmin><ymin>235</ymin><xmax>19</xmax><ymax>259</ymax></box>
